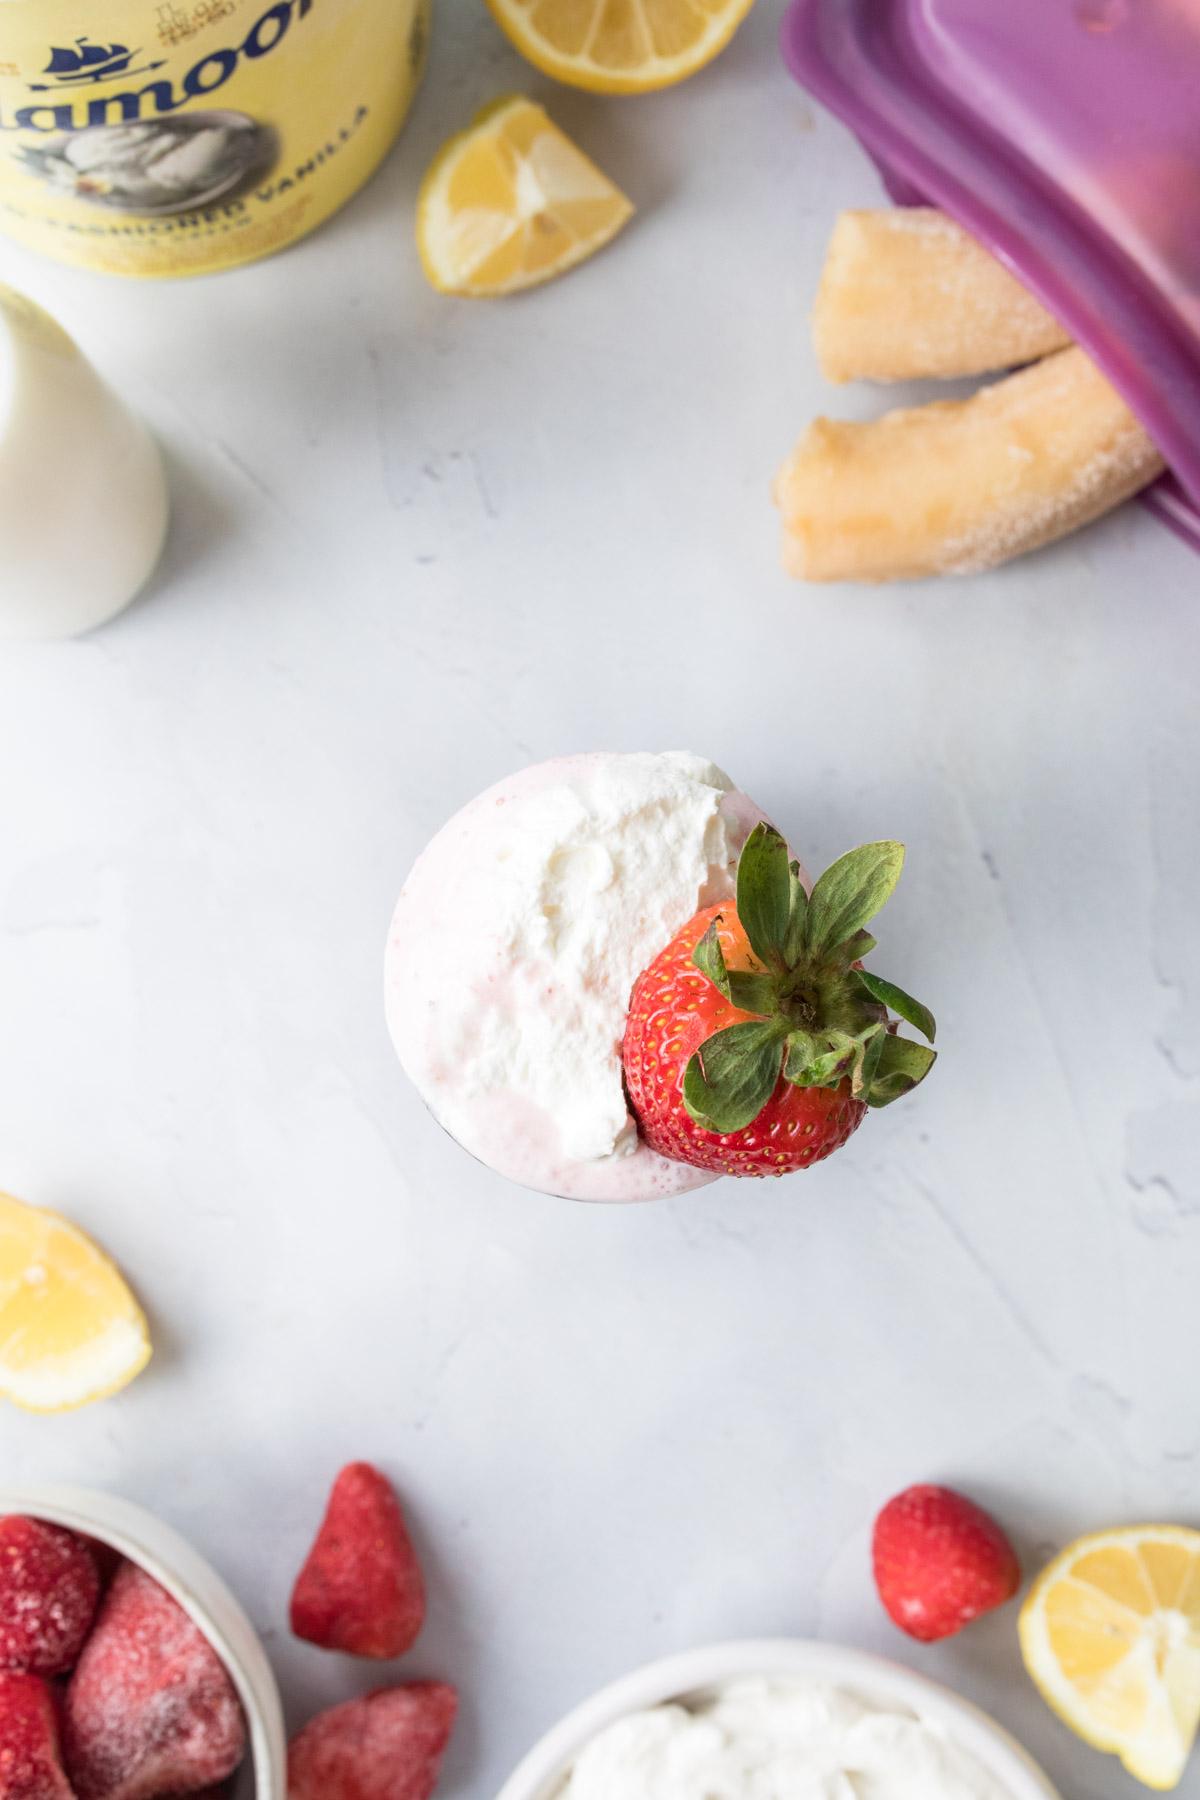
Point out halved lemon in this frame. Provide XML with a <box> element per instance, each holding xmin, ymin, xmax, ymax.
<box><xmin>1020</xmin><ymin>1525</ymin><xmax>1200</xmax><ymax>1789</ymax></box>
<box><xmin>0</xmin><ymin>1192</ymin><xmax>151</xmax><ymax>1413</ymax></box>
<box><xmin>485</xmin><ymin>0</ymin><xmax>757</xmax><ymax>93</ymax></box>
<box><xmin>417</xmin><ymin>97</ymin><xmax>634</xmax><ymax>297</ymax></box>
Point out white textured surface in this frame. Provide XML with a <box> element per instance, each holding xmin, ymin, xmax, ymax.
<box><xmin>0</xmin><ymin>4</ymin><xmax>1197</xmax><ymax>1798</ymax></box>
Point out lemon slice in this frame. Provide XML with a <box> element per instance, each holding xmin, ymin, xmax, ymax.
<box><xmin>1020</xmin><ymin>1525</ymin><xmax>1200</xmax><ymax>1789</ymax></box>
<box><xmin>485</xmin><ymin>0</ymin><xmax>756</xmax><ymax>92</ymax></box>
<box><xmin>0</xmin><ymin>1192</ymin><xmax>151</xmax><ymax>1413</ymax></box>
<box><xmin>417</xmin><ymin>97</ymin><xmax>633</xmax><ymax>296</ymax></box>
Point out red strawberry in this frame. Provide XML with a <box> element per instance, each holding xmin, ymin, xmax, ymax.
<box><xmin>622</xmin><ymin>827</ymin><xmax>935</xmax><ymax>1176</ymax></box>
<box><xmin>62</xmin><ymin>1559</ymin><xmax>246</xmax><ymax>1800</ymax></box>
<box><xmin>0</xmin><ymin>1671</ymin><xmax>75</xmax><ymax>1799</ymax></box>
<box><xmin>0</xmin><ymin>1516</ymin><xmax>100</xmax><ymax>1677</ymax></box>
<box><xmin>872</xmin><ymin>1484</ymin><xmax>1021</xmax><ymax>1642</ymax></box>
<box><xmin>287</xmin><ymin>1682</ymin><xmax>457</xmax><ymax>1800</ymax></box>
<box><xmin>291</xmin><ymin>1463</ymin><xmax>425</xmax><ymax>1659</ymax></box>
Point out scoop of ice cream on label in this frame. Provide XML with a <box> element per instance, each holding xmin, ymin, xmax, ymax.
<box><xmin>385</xmin><ymin>751</ymin><xmax>766</xmax><ymax>1200</ymax></box>
<box><xmin>54</xmin><ymin>118</ymin><xmax>257</xmax><ymax>210</ymax></box>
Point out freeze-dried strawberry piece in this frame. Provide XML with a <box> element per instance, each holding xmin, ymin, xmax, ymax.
<box><xmin>287</xmin><ymin>1682</ymin><xmax>457</xmax><ymax>1800</ymax></box>
<box><xmin>0</xmin><ymin>1516</ymin><xmax>100</xmax><ymax>1676</ymax></box>
<box><xmin>873</xmin><ymin>1484</ymin><xmax>1020</xmax><ymax>1642</ymax></box>
<box><xmin>62</xmin><ymin>1561</ymin><xmax>246</xmax><ymax>1800</ymax></box>
<box><xmin>0</xmin><ymin>1670</ymin><xmax>76</xmax><ymax>1798</ymax></box>
<box><xmin>291</xmin><ymin>1463</ymin><xmax>425</xmax><ymax>1659</ymax></box>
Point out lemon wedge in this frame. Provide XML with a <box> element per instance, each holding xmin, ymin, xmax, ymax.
<box><xmin>1020</xmin><ymin>1525</ymin><xmax>1200</xmax><ymax>1789</ymax></box>
<box><xmin>416</xmin><ymin>97</ymin><xmax>633</xmax><ymax>297</ymax></box>
<box><xmin>0</xmin><ymin>1192</ymin><xmax>151</xmax><ymax>1413</ymax></box>
<box><xmin>484</xmin><ymin>0</ymin><xmax>756</xmax><ymax>93</ymax></box>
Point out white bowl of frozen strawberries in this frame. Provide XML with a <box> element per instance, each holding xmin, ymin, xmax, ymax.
<box><xmin>0</xmin><ymin>1462</ymin><xmax>456</xmax><ymax>1800</ymax></box>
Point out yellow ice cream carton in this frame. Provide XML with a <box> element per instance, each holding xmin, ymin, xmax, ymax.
<box><xmin>0</xmin><ymin>0</ymin><xmax>428</xmax><ymax>275</ymax></box>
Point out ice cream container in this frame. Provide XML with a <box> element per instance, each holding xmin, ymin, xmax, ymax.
<box><xmin>0</xmin><ymin>0</ymin><xmax>429</xmax><ymax>277</ymax></box>
<box><xmin>497</xmin><ymin>1639</ymin><xmax>1062</xmax><ymax>1800</ymax></box>
<box><xmin>0</xmin><ymin>1481</ymin><xmax>286</xmax><ymax>1798</ymax></box>
<box><xmin>0</xmin><ymin>285</ymin><xmax>168</xmax><ymax>638</ymax></box>
<box><xmin>780</xmin><ymin>0</ymin><xmax>1200</xmax><ymax>554</ymax></box>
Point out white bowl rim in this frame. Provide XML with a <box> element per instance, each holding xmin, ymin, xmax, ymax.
<box><xmin>495</xmin><ymin>1637</ymin><xmax>1063</xmax><ymax>1800</ymax></box>
<box><xmin>0</xmin><ymin>1481</ymin><xmax>286</xmax><ymax>1799</ymax></box>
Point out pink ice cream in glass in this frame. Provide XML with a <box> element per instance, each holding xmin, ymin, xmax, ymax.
<box><xmin>385</xmin><ymin>752</ymin><xmax>767</xmax><ymax>1201</ymax></box>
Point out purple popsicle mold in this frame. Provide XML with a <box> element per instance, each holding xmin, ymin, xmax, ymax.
<box><xmin>780</xmin><ymin>0</ymin><xmax>1200</xmax><ymax>554</ymax></box>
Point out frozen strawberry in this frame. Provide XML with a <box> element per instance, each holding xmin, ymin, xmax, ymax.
<box><xmin>0</xmin><ymin>1516</ymin><xmax>100</xmax><ymax>1677</ymax></box>
<box><xmin>0</xmin><ymin>1670</ymin><xmax>76</xmax><ymax>1799</ymax></box>
<box><xmin>872</xmin><ymin>1484</ymin><xmax>1021</xmax><ymax>1642</ymax></box>
<box><xmin>291</xmin><ymin>1463</ymin><xmax>426</xmax><ymax>1659</ymax></box>
<box><xmin>288</xmin><ymin>1683</ymin><xmax>457</xmax><ymax>1800</ymax></box>
<box><xmin>62</xmin><ymin>1560</ymin><xmax>246</xmax><ymax>1800</ymax></box>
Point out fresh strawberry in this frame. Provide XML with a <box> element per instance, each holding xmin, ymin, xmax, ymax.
<box><xmin>622</xmin><ymin>826</ymin><xmax>935</xmax><ymax>1176</ymax></box>
<box><xmin>0</xmin><ymin>1516</ymin><xmax>100</xmax><ymax>1677</ymax></box>
<box><xmin>872</xmin><ymin>1484</ymin><xmax>1021</xmax><ymax>1642</ymax></box>
<box><xmin>0</xmin><ymin>1671</ymin><xmax>76</xmax><ymax>1799</ymax></box>
<box><xmin>287</xmin><ymin>1683</ymin><xmax>457</xmax><ymax>1800</ymax></box>
<box><xmin>291</xmin><ymin>1463</ymin><xmax>425</xmax><ymax>1659</ymax></box>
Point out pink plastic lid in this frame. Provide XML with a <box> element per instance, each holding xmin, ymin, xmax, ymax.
<box><xmin>780</xmin><ymin>0</ymin><xmax>1200</xmax><ymax>553</ymax></box>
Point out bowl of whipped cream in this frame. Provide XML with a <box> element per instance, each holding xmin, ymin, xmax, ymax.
<box><xmin>496</xmin><ymin>1639</ymin><xmax>1062</xmax><ymax>1800</ymax></box>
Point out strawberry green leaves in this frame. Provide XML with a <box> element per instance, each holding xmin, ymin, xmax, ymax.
<box><xmin>856</xmin><ymin>970</ymin><xmax>936</xmax><ymax>1047</ymax></box>
<box><xmin>682</xmin><ymin>826</ymin><xmax>937</xmax><ymax>1129</ymax></box>
<box><xmin>786</xmin><ymin>1024</ymin><xmax>882</xmax><ymax>1098</ymax></box>
<box><xmin>804</xmin><ymin>840</ymin><xmax>905</xmax><ymax>957</ymax></box>
<box><xmin>784</xmin><ymin>859</ymin><xmax>809</xmax><ymax>964</ymax></box>
<box><xmin>691</xmin><ymin>917</ymin><xmax>731</xmax><ymax>998</ymax></box>
<box><xmin>683</xmin><ymin>1019</ymin><xmax>787</xmax><ymax>1133</ymax></box>
<box><xmin>735</xmin><ymin>821</ymin><xmax>793</xmax><ymax>970</ymax></box>
<box><xmin>868</xmin><ymin>1034</ymin><xmax>937</xmax><ymax>1107</ymax></box>
<box><xmin>727</xmin><ymin>970</ymin><xmax>778</xmax><ymax>1015</ymax></box>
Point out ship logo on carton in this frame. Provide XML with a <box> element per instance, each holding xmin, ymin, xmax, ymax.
<box><xmin>31</xmin><ymin>38</ymin><xmax>166</xmax><ymax>91</ymax></box>
<box><xmin>7</xmin><ymin>0</ymin><xmax>311</xmax><ymax>132</ymax></box>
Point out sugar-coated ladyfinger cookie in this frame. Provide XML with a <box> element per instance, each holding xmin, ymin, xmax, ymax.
<box><xmin>813</xmin><ymin>208</ymin><xmax>1071</xmax><ymax>384</ymax></box>
<box><xmin>775</xmin><ymin>345</ymin><xmax>1164</xmax><ymax>582</ymax></box>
